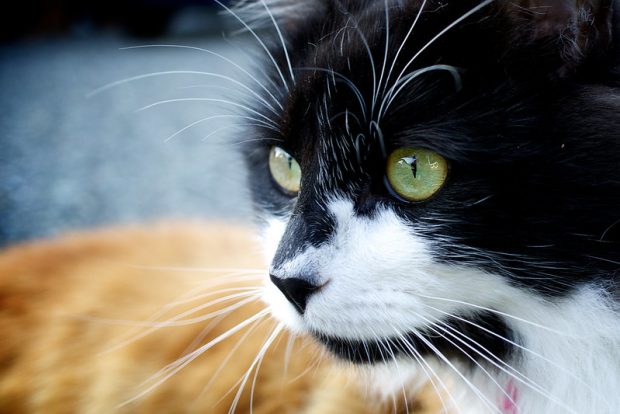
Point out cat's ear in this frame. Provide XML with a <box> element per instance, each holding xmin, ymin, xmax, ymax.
<box><xmin>231</xmin><ymin>0</ymin><xmax>326</xmax><ymax>32</ymax></box>
<box><xmin>501</xmin><ymin>0</ymin><xmax>614</xmax><ymax>76</ymax></box>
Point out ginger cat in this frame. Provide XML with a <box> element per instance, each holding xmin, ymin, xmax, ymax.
<box><xmin>0</xmin><ymin>223</ymin><xmax>440</xmax><ymax>413</ymax></box>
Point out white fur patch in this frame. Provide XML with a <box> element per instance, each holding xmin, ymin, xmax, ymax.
<box><xmin>261</xmin><ymin>199</ymin><xmax>620</xmax><ymax>413</ymax></box>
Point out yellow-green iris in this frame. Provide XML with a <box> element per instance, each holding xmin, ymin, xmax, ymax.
<box><xmin>386</xmin><ymin>147</ymin><xmax>448</xmax><ymax>202</ymax></box>
<box><xmin>269</xmin><ymin>146</ymin><xmax>301</xmax><ymax>194</ymax></box>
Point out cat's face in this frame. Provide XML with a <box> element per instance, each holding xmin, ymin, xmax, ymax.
<box><xmin>241</xmin><ymin>0</ymin><xmax>619</xmax><ymax>364</ymax></box>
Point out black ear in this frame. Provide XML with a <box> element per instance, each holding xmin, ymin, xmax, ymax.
<box><xmin>502</xmin><ymin>0</ymin><xmax>615</xmax><ymax>75</ymax></box>
<box><xmin>232</xmin><ymin>0</ymin><xmax>326</xmax><ymax>32</ymax></box>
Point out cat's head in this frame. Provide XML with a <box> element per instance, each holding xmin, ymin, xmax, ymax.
<box><xmin>239</xmin><ymin>0</ymin><xmax>620</xmax><ymax>365</ymax></box>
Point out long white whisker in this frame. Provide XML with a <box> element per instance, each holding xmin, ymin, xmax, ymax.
<box><xmin>422</xmin><ymin>303</ymin><xmax>611</xmax><ymax>410</ymax></box>
<box><xmin>413</xmin><ymin>293</ymin><xmax>567</xmax><ymax>335</ymax></box>
<box><xmin>167</xmin><ymin>284</ymin><xmax>261</xmax><ymax>308</ymax></box>
<box><xmin>125</xmin><ymin>265</ymin><xmax>265</xmax><ymax>274</ymax></box>
<box><xmin>201</xmin><ymin>123</ymin><xmax>275</xmax><ymax>141</ymax></box>
<box><xmin>417</xmin><ymin>315</ymin><xmax>518</xmax><ymax>410</ymax></box>
<box><xmin>375</xmin><ymin>0</ymin><xmax>391</xmax><ymax>115</ymax></box>
<box><xmin>381</xmin><ymin>337</ymin><xmax>411</xmax><ymax>414</ymax></box>
<box><xmin>295</xmin><ymin>67</ymin><xmax>367</xmax><ymax>121</ymax></box>
<box><xmin>393</xmin><ymin>0</ymin><xmax>495</xmax><ymax>91</ymax></box>
<box><xmin>148</xmin><ymin>294</ymin><xmax>262</xmax><ymax>327</ymax></box>
<box><xmin>103</xmin><ymin>294</ymin><xmax>261</xmax><ymax>354</ymax></box>
<box><xmin>214</xmin><ymin>0</ymin><xmax>290</xmax><ymax>92</ymax></box>
<box><xmin>88</xmin><ymin>69</ymin><xmax>280</xmax><ymax>117</ymax></box>
<box><xmin>260</xmin><ymin>0</ymin><xmax>295</xmax><ymax>85</ymax></box>
<box><xmin>77</xmin><ymin>289</ymin><xmax>260</xmax><ymax>328</ymax></box>
<box><xmin>409</xmin><ymin>328</ymin><xmax>501</xmax><ymax>413</ymax></box>
<box><xmin>282</xmin><ymin>333</ymin><xmax>296</xmax><ymax>379</ymax></box>
<box><xmin>228</xmin><ymin>323</ymin><xmax>284</xmax><ymax>414</ymax></box>
<box><xmin>383</xmin><ymin>0</ymin><xmax>428</xmax><ymax>97</ymax></box>
<box><xmin>380</xmin><ymin>64</ymin><xmax>461</xmax><ymax>119</ymax></box>
<box><xmin>118</xmin><ymin>309</ymin><xmax>270</xmax><ymax>408</ymax></box>
<box><xmin>136</xmin><ymin>98</ymin><xmax>278</xmax><ymax>129</ymax></box>
<box><xmin>338</xmin><ymin>2</ymin><xmax>377</xmax><ymax>117</ymax></box>
<box><xmin>388</xmin><ymin>326</ymin><xmax>457</xmax><ymax>414</ymax></box>
<box><xmin>118</xmin><ymin>44</ymin><xmax>284</xmax><ymax>111</ymax></box>
<box><xmin>89</xmin><ymin>272</ymin><xmax>261</xmax><ymax>353</ymax></box>
<box><xmin>163</xmin><ymin>114</ymin><xmax>276</xmax><ymax>143</ymax></box>
<box><xmin>429</xmin><ymin>317</ymin><xmax>579</xmax><ymax>414</ymax></box>
<box><xmin>193</xmin><ymin>318</ymin><xmax>267</xmax><ymax>407</ymax></box>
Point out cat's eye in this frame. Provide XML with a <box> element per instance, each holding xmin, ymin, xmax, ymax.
<box><xmin>269</xmin><ymin>146</ymin><xmax>301</xmax><ymax>194</ymax></box>
<box><xmin>386</xmin><ymin>147</ymin><xmax>448</xmax><ymax>202</ymax></box>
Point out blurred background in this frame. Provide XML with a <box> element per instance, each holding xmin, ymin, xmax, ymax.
<box><xmin>0</xmin><ymin>0</ymin><xmax>258</xmax><ymax>247</ymax></box>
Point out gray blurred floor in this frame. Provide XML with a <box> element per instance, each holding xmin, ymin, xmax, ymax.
<box><xmin>0</xmin><ymin>31</ymin><xmax>259</xmax><ymax>246</ymax></box>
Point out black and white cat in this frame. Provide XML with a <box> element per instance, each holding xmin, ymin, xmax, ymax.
<box><xmin>233</xmin><ymin>0</ymin><xmax>620</xmax><ymax>412</ymax></box>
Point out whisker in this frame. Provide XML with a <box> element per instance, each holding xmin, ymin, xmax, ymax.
<box><xmin>136</xmin><ymin>98</ymin><xmax>278</xmax><ymax>130</ymax></box>
<box><xmin>421</xmin><ymin>303</ymin><xmax>611</xmax><ymax>409</ymax></box>
<box><xmin>375</xmin><ymin>0</ymin><xmax>391</xmax><ymax>116</ymax></box>
<box><xmin>227</xmin><ymin>323</ymin><xmax>284</xmax><ymax>414</ymax></box>
<box><xmin>412</xmin><ymin>293</ymin><xmax>567</xmax><ymax>335</ymax></box>
<box><xmin>167</xmin><ymin>284</ymin><xmax>262</xmax><ymax>308</ymax></box>
<box><xmin>295</xmin><ymin>67</ymin><xmax>367</xmax><ymax>121</ymax></box>
<box><xmin>125</xmin><ymin>265</ymin><xmax>265</xmax><ymax>274</ymax></box>
<box><xmin>382</xmin><ymin>337</ymin><xmax>411</xmax><ymax>414</ymax></box>
<box><xmin>193</xmin><ymin>318</ymin><xmax>269</xmax><ymax>408</ymax></box>
<box><xmin>389</xmin><ymin>326</ymin><xmax>457</xmax><ymax>414</ymax></box>
<box><xmin>87</xmin><ymin>272</ymin><xmax>261</xmax><ymax>353</ymax></box>
<box><xmin>408</xmin><ymin>328</ymin><xmax>501</xmax><ymax>413</ymax></box>
<box><xmin>383</xmin><ymin>0</ymin><xmax>428</xmax><ymax>98</ymax></box>
<box><xmin>119</xmin><ymin>44</ymin><xmax>284</xmax><ymax>111</ymax></box>
<box><xmin>163</xmin><ymin>114</ymin><xmax>276</xmax><ymax>143</ymax></box>
<box><xmin>599</xmin><ymin>217</ymin><xmax>620</xmax><ymax>241</ymax></box>
<box><xmin>76</xmin><ymin>288</ymin><xmax>260</xmax><ymax>328</ymax></box>
<box><xmin>392</xmin><ymin>0</ymin><xmax>495</xmax><ymax>92</ymax></box>
<box><xmin>230</xmin><ymin>137</ymin><xmax>285</xmax><ymax>146</ymax></box>
<box><xmin>380</xmin><ymin>64</ymin><xmax>462</xmax><ymax>119</ymax></box>
<box><xmin>282</xmin><ymin>333</ymin><xmax>297</xmax><ymax>379</ymax></box>
<box><xmin>145</xmin><ymin>293</ymin><xmax>262</xmax><ymax>327</ymax></box>
<box><xmin>427</xmin><ymin>317</ymin><xmax>579</xmax><ymax>414</ymax></box>
<box><xmin>214</xmin><ymin>0</ymin><xmax>291</xmax><ymax>92</ymax></box>
<box><xmin>336</xmin><ymin>1</ymin><xmax>378</xmax><ymax>117</ymax></box>
<box><xmin>417</xmin><ymin>315</ymin><xmax>519</xmax><ymax>410</ymax></box>
<box><xmin>259</xmin><ymin>0</ymin><xmax>295</xmax><ymax>85</ymax></box>
<box><xmin>88</xmin><ymin>69</ymin><xmax>280</xmax><ymax>117</ymax></box>
<box><xmin>103</xmin><ymin>294</ymin><xmax>261</xmax><ymax>354</ymax></box>
<box><xmin>118</xmin><ymin>309</ymin><xmax>270</xmax><ymax>408</ymax></box>
<box><xmin>201</xmin><ymin>123</ymin><xmax>276</xmax><ymax>141</ymax></box>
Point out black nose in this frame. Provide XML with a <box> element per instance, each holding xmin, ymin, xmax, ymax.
<box><xmin>269</xmin><ymin>274</ymin><xmax>322</xmax><ymax>314</ymax></box>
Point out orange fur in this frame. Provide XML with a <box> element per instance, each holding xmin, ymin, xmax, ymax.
<box><xmin>0</xmin><ymin>223</ymin><xmax>441</xmax><ymax>413</ymax></box>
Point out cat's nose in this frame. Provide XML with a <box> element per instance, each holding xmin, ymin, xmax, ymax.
<box><xmin>269</xmin><ymin>274</ymin><xmax>322</xmax><ymax>314</ymax></box>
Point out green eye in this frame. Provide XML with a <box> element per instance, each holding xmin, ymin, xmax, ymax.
<box><xmin>269</xmin><ymin>146</ymin><xmax>301</xmax><ymax>194</ymax></box>
<box><xmin>386</xmin><ymin>147</ymin><xmax>448</xmax><ymax>202</ymax></box>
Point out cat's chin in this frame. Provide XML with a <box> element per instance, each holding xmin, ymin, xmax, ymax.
<box><xmin>312</xmin><ymin>310</ymin><xmax>513</xmax><ymax>366</ymax></box>
<box><xmin>313</xmin><ymin>331</ymin><xmax>421</xmax><ymax>364</ymax></box>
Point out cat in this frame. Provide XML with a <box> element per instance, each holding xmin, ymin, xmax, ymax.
<box><xmin>235</xmin><ymin>0</ymin><xmax>620</xmax><ymax>413</ymax></box>
<box><xmin>2</xmin><ymin>1</ymin><xmax>619</xmax><ymax>413</ymax></box>
<box><xmin>0</xmin><ymin>223</ymin><xmax>443</xmax><ymax>413</ymax></box>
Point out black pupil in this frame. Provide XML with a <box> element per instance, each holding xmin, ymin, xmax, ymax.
<box><xmin>403</xmin><ymin>156</ymin><xmax>418</xmax><ymax>178</ymax></box>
